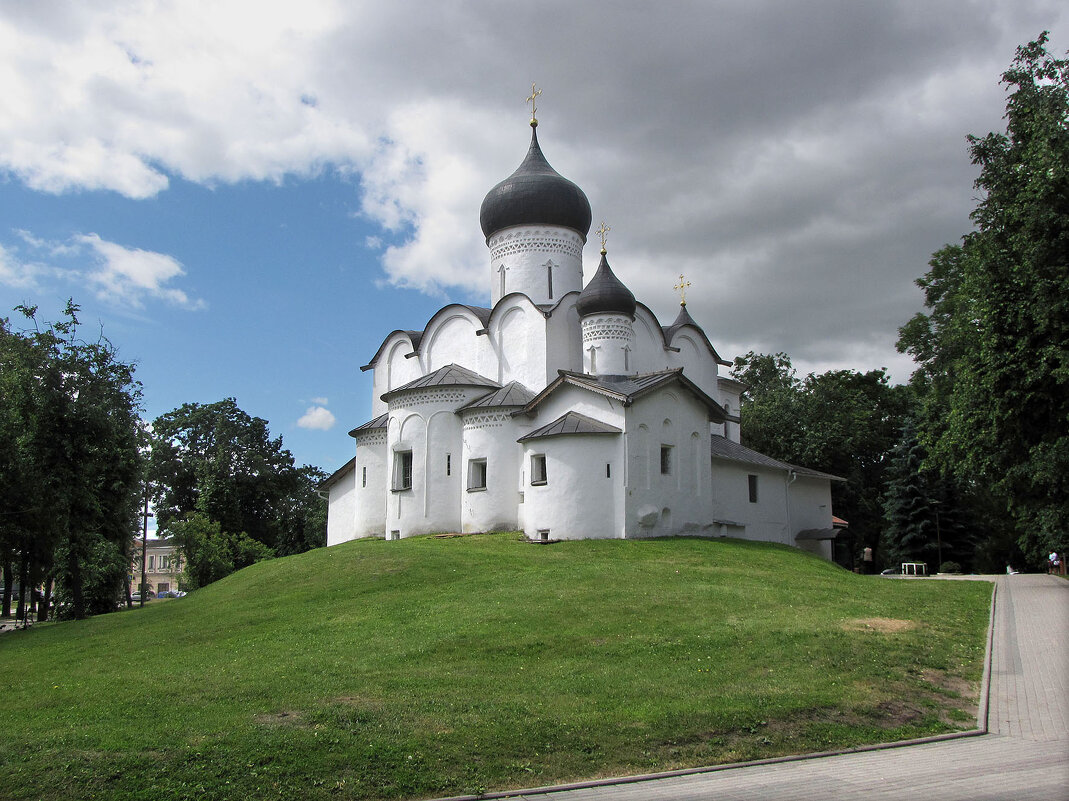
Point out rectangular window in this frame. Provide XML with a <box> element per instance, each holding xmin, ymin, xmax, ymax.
<box><xmin>748</xmin><ymin>474</ymin><xmax>759</xmax><ymax>503</ymax></box>
<box><xmin>160</xmin><ymin>555</ymin><xmax>170</xmax><ymax>571</ymax></box>
<box><xmin>467</xmin><ymin>458</ymin><xmax>487</xmax><ymax>491</ymax></box>
<box><xmin>393</xmin><ymin>450</ymin><xmax>413</xmax><ymax>491</ymax></box>
<box><xmin>362</xmin><ymin>466</ymin><xmax>367</xmax><ymax>487</ymax></box>
<box><xmin>148</xmin><ymin>555</ymin><xmax>155</xmax><ymax>572</ymax></box>
<box><xmin>446</xmin><ymin>453</ymin><xmax>451</xmax><ymax>476</ymax></box>
<box><xmin>660</xmin><ymin>445</ymin><xmax>672</xmax><ymax>475</ymax></box>
<box><xmin>606</xmin><ymin>463</ymin><xmax>611</xmax><ymax>478</ymax></box>
<box><xmin>157</xmin><ymin>583</ymin><xmax>169</xmax><ymax>593</ymax></box>
<box><xmin>539</xmin><ymin>530</ymin><xmax>550</xmax><ymax>542</ymax></box>
<box><xmin>531</xmin><ymin>454</ymin><xmax>547</xmax><ymax>485</ymax></box>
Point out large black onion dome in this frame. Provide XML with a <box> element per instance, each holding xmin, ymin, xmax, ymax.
<box><xmin>576</xmin><ymin>252</ymin><xmax>636</xmax><ymax>318</ymax></box>
<box><xmin>479</xmin><ymin>126</ymin><xmax>592</xmax><ymax>240</ymax></box>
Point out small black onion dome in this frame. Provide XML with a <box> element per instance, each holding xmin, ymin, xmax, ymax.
<box><xmin>576</xmin><ymin>252</ymin><xmax>636</xmax><ymax>318</ymax></box>
<box><xmin>479</xmin><ymin>126</ymin><xmax>592</xmax><ymax>240</ymax></box>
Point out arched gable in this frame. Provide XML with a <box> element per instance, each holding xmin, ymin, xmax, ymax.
<box><xmin>487</xmin><ymin>295</ymin><xmax>548</xmax><ymax>389</ymax></box>
<box><xmin>422</xmin><ymin>305</ymin><xmax>496</xmax><ymax>377</ymax></box>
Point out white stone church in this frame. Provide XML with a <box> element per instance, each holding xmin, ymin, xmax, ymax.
<box><xmin>323</xmin><ymin>115</ymin><xmax>844</xmax><ymax>560</ymax></box>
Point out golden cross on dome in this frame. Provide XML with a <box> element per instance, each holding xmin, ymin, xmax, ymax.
<box><xmin>526</xmin><ymin>83</ymin><xmax>542</xmax><ymax>126</ymax></box>
<box><xmin>674</xmin><ymin>274</ymin><xmax>691</xmax><ymax>305</ymax></box>
<box><xmin>595</xmin><ymin>221</ymin><xmax>611</xmax><ymax>254</ymax></box>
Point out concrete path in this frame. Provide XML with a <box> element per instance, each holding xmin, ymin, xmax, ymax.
<box><xmin>447</xmin><ymin>575</ymin><xmax>1069</xmax><ymax>801</ymax></box>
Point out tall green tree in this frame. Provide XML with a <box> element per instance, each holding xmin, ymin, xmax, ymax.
<box><xmin>898</xmin><ymin>33</ymin><xmax>1068</xmax><ymax>564</ymax></box>
<box><xmin>0</xmin><ymin>303</ymin><xmax>144</xmax><ymax>619</ymax></box>
<box><xmin>732</xmin><ymin>352</ymin><xmax>912</xmax><ymax>557</ymax></box>
<box><xmin>150</xmin><ymin>399</ymin><xmax>326</xmax><ymax>583</ymax></box>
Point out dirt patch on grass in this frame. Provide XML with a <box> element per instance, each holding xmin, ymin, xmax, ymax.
<box><xmin>253</xmin><ymin>710</ymin><xmax>309</xmax><ymax>727</ymax></box>
<box><xmin>921</xmin><ymin>669</ymin><xmax>978</xmax><ymax>700</ymax></box>
<box><xmin>843</xmin><ymin>617</ymin><xmax>917</xmax><ymax>633</ymax></box>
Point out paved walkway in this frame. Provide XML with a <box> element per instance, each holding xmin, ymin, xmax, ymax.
<box><xmin>446</xmin><ymin>574</ymin><xmax>1069</xmax><ymax>801</ymax></box>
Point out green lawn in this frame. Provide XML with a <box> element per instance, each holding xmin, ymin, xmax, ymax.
<box><xmin>0</xmin><ymin>534</ymin><xmax>992</xmax><ymax>800</ymax></box>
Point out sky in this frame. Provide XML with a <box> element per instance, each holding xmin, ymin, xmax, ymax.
<box><xmin>1</xmin><ymin>0</ymin><xmax>1066</xmax><ymax>481</ymax></box>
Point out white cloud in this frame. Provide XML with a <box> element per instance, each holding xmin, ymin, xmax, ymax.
<box><xmin>310</xmin><ymin>396</ymin><xmax>328</xmax><ymax>405</ymax></box>
<box><xmin>77</xmin><ymin>233</ymin><xmax>204</xmax><ymax>310</ymax></box>
<box><xmin>297</xmin><ymin>405</ymin><xmax>336</xmax><ymax>431</ymax></box>
<box><xmin>0</xmin><ymin>229</ymin><xmax>203</xmax><ymax>310</ymax></box>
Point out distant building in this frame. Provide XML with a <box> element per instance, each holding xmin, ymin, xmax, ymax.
<box><xmin>323</xmin><ymin>114</ymin><xmax>844</xmax><ymax>558</ymax></box>
<box><xmin>131</xmin><ymin>538</ymin><xmax>183</xmax><ymax>595</ymax></box>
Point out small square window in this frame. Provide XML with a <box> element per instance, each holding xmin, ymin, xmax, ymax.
<box><xmin>531</xmin><ymin>454</ymin><xmax>547</xmax><ymax>485</ymax></box>
<box><xmin>748</xmin><ymin>474</ymin><xmax>759</xmax><ymax>503</ymax></box>
<box><xmin>660</xmin><ymin>445</ymin><xmax>672</xmax><ymax>475</ymax></box>
<box><xmin>467</xmin><ymin>458</ymin><xmax>487</xmax><ymax>491</ymax></box>
<box><xmin>393</xmin><ymin>451</ymin><xmax>413</xmax><ymax>491</ymax></box>
<box><xmin>538</xmin><ymin>530</ymin><xmax>550</xmax><ymax>542</ymax></box>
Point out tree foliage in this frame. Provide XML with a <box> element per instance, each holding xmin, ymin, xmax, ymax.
<box><xmin>168</xmin><ymin>513</ymin><xmax>273</xmax><ymax>590</ymax></box>
<box><xmin>0</xmin><ymin>302</ymin><xmax>144</xmax><ymax>619</ymax></box>
<box><xmin>898</xmin><ymin>33</ymin><xmax>1068</xmax><ymax>564</ymax></box>
<box><xmin>149</xmin><ymin>399</ymin><xmax>325</xmax><ymax>585</ymax></box>
<box><xmin>732</xmin><ymin>352</ymin><xmax>912</xmax><ymax>557</ymax></box>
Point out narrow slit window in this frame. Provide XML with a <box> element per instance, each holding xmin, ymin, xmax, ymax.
<box><xmin>748</xmin><ymin>474</ymin><xmax>759</xmax><ymax>503</ymax></box>
<box><xmin>446</xmin><ymin>453</ymin><xmax>451</xmax><ymax>476</ymax></box>
<box><xmin>606</xmin><ymin>463</ymin><xmax>611</xmax><ymax>478</ymax></box>
<box><xmin>362</xmin><ymin>466</ymin><xmax>367</xmax><ymax>487</ymax></box>
<box><xmin>660</xmin><ymin>445</ymin><xmax>672</xmax><ymax>475</ymax></box>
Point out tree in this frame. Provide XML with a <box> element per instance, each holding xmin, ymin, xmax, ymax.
<box><xmin>732</xmin><ymin>352</ymin><xmax>912</xmax><ymax>559</ymax></box>
<box><xmin>149</xmin><ymin>399</ymin><xmax>326</xmax><ymax>584</ymax></box>
<box><xmin>898</xmin><ymin>33</ymin><xmax>1069</xmax><ymax>564</ymax></box>
<box><xmin>168</xmin><ymin>513</ymin><xmax>273</xmax><ymax>590</ymax></box>
<box><xmin>0</xmin><ymin>302</ymin><xmax>145</xmax><ymax>619</ymax></box>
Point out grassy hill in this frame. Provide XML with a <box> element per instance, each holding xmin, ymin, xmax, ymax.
<box><xmin>0</xmin><ymin>534</ymin><xmax>991</xmax><ymax>800</ymax></box>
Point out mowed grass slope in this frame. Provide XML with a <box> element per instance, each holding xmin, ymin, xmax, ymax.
<box><xmin>0</xmin><ymin>534</ymin><xmax>991</xmax><ymax>800</ymax></box>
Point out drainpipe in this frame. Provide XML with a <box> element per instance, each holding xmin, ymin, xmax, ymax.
<box><xmin>785</xmin><ymin>469</ymin><xmax>797</xmax><ymax>545</ymax></box>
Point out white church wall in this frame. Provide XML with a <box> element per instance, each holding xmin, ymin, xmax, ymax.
<box><xmin>527</xmin><ymin>385</ymin><xmax>626</xmax><ymax>433</ymax></box>
<box><xmin>325</xmin><ymin>462</ymin><xmax>357</xmax><ymax>547</ymax></box>
<box><xmin>372</xmin><ymin>335</ymin><xmax>422</xmax><ymax>417</ymax></box>
<box><xmin>630</xmin><ymin>308</ymin><xmax>668</xmax><ymax>374</ymax></box>
<box><xmin>522</xmin><ymin>434</ymin><xmax>621</xmax><ymax>539</ymax></box>
<box><xmin>386</xmin><ymin>412</ymin><xmax>426</xmax><ymax>539</ymax></box>
<box><xmin>667</xmin><ymin>332</ymin><xmax>719</xmax><ymax>402</ymax></box>
<box><xmin>711</xmin><ymin>461</ymin><xmax>791</xmax><ymax>545</ymax></box>
<box><xmin>426</xmin><ymin>410</ymin><xmax>463</xmax><ymax>533</ymax></box>
<box><xmin>623</xmin><ymin>390</ymin><xmax>714</xmax><ymax>538</ymax></box>
<box><xmin>422</xmin><ymin>311</ymin><xmax>497</xmax><ymax>380</ymax></box>
<box><xmin>790</xmin><ymin>476</ymin><xmax>835</xmax><ymax>559</ymax></box>
<box><xmin>487</xmin><ymin>225</ymin><xmax>585</xmax><ymax>306</ymax></box>
<box><xmin>353</xmin><ymin>431</ymin><xmax>387</xmax><ymax>539</ymax></box>
<box><xmin>461</xmin><ymin>412</ymin><xmax>522</xmax><ymax>532</ymax></box>
<box><xmin>492</xmin><ymin>300</ymin><xmax>547</xmax><ymax>390</ymax></box>
<box><xmin>545</xmin><ymin>296</ymin><xmax>583</xmax><ymax>378</ymax></box>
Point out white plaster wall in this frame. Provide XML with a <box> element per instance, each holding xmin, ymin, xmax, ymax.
<box><xmin>719</xmin><ymin>389</ymin><xmax>742</xmax><ymax>443</ymax></box>
<box><xmin>545</xmin><ymin>296</ymin><xmax>583</xmax><ymax>379</ymax></box>
<box><xmin>487</xmin><ymin>225</ymin><xmax>585</xmax><ymax>306</ymax></box>
<box><xmin>492</xmin><ymin>300</ymin><xmax>548</xmax><ymax>389</ymax></box>
<box><xmin>522</xmin><ymin>435</ymin><xmax>621</xmax><ymax>539</ymax></box>
<box><xmin>711</xmin><ymin>461</ymin><xmax>791</xmax><ymax>545</ymax></box>
<box><xmin>630</xmin><ymin>308</ymin><xmax>668</xmax><ymax>374</ymax></box>
<box><xmin>426</xmin><ymin>410</ymin><xmax>463</xmax><ymax>532</ymax></box>
<box><xmin>623</xmin><ymin>390</ymin><xmax>714</xmax><ymax>537</ymax></box>
<box><xmin>423</xmin><ymin>312</ymin><xmax>498</xmax><ymax>380</ymax></box>
<box><xmin>326</xmin><ymin>464</ymin><xmax>357</xmax><ymax>546</ymax></box>
<box><xmin>667</xmin><ymin>333</ymin><xmax>719</xmax><ymax>402</ymax></box>
<box><xmin>372</xmin><ymin>336</ymin><xmax>422</xmax><ymax>417</ymax></box>
<box><xmin>790</xmin><ymin>476</ymin><xmax>835</xmax><ymax>559</ymax></box>
<box><xmin>460</xmin><ymin>412</ymin><xmax>522</xmax><ymax>532</ymax></box>
<box><xmin>526</xmin><ymin>385</ymin><xmax>626</xmax><ymax>433</ymax></box>
<box><xmin>582</xmin><ymin>313</ymin><xmax>635</xmax><ymax>375</ymax></box>
<box><xmin>353</xmin><ymin>432</ymin><xmax>387</xmax><ymax>538</ymax></box>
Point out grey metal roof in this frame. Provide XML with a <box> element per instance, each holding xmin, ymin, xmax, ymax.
<box><xmin>518</xmin><ymin>369</ymin><xmax>728</xmax><ymax>423</ymax></box>
<box><xmin>348</xmin><ymin>413</ymin><xmax>389</xmax><ymax>437</ymax></box>
<box><xmin>479</xmin><ymin>125</ymin><xmax>592</xmax><ymax>240</ymax></box>
<box><xmin>319</xmin><ymin>457</ymin><xmax>356</xmax><ymax>490</ymax></box>
<box><xmin>709</xmin><ymin>436</ymin><xmax>845</xmax><ymax>481</ymax></box>
<box><xmin>796</xmin><ymin>528</ymin><xmax>848</xmax><ymax>541</ymax></box>
<box><xmin>517</xmin><ymin>411</ymin><xmax>621</xmax><ymax>442</ymax></box>
<box><xmin>360</xmin><ymin>305</ymin><xmax>492</xmax><ymax>372</ymax></box>
<box><xmin>459</xmin><ymin>381</ymin><xmax>535</xmax><ymax>411</ymax></box>
<box><xmin>381</xmin><ymin>363</ymin><xmax>499</xmax><ymax>402</ymax></box>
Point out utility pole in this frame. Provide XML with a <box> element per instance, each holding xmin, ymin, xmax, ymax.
<box><xmin>140</xmin><ymin>482</ymin><xmax>152</xmax><ymax>608</ymax></box>
<box><xmin>932</xmin><ymin>499</ymin><xmax>943</xmax><ymax>571</ymax></box>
